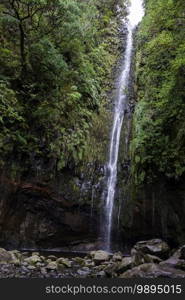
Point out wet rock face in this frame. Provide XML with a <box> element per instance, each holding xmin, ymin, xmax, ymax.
<box><xmin>120</xmin><ymin>175</ymin><xmax>185</xmax><ymax>246</ymax></box>
<box><xmin>0</xmin><ymin>181</ymin><xmax>99</xmax><ymax>249</ymax></box>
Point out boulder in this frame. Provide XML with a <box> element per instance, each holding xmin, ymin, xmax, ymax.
<box><xmin>112</xmin><ymin>252</ymin><xmax>122</xmax><ymax>262</ymax></box>
<box><xmin>160</xmin><ymin>256</ymin><xmax>185</xmax><ymax>271</ymax></box>
<box><xmin>0</xmin><ymin>248</ymin><xmax>12</xmax><ymax>264</ymax></box>
<box><xmin>46</xmin><ymin>262</ymin><xmax>58</xmax><ymax>270</ymax></box>
<box><xmin>104</xmin><ymin>263</ymin><xmax>119</xmax><ymax>277</ymax></box>
<box><xmin>146</xmin><ymin>254</ymin><xmax>162</xmax><ymax>264</ymax></box>
<box><xmin>56</xmin><ymin>258</ymin><xmax>71</xmax><ymax>268</ymax></box>
<box><xmin>131</xmin><ymin>249</ymin><xmax>162</xmax><ymax>266</ymax></box>
<box><xmin>32</xmin><ymin>252</ymin><xmax>39</xmax><ymax>256</ymax></box>
<box><xmin>57</xmin><ymin>264</ymin><xmax>65</xmax><ymax>272</ymax></box>
<box><xmin>9</xmin><ymin>250</ymin><xmax>22</xmax><ymax>259</ymax></box>
<box><xmin>96</xmin><ymin>271</ymin><xmax>106</xmax><ymax>277</ymax></box>
<box><xmin>90</xmin><ymin>250</ymin><xmax>110</xmax><ymax>264</ymax></box>
<box><xmin>104</xmin><ymin>257</ymin><xmax>133</xmax><ymax>278</ymax></box>
<box><xmin>12</xmin><ymin>258</ymin><xmax>21</xmax><ymax>266</ymax></box>
<box><xmin>116</xmin><ymin>257</ymin><xmax>133</xmax><ymax>274</ymax></box>
<box><xmin>77</xmin><ymin>267</ymin><xmax>91</xmax><ymax>276</ymax></box>
<box><xmin>131</xmin><ymin>249</ymin><xmax>147</xmax><ymax>266</ymax></box>
<box><xmin>172</xmin><ymin>246</ymin><xmax>185</xmax><ymax>260</ymax></box>
<box><xmin>47</xmin><ymin>255</ymin><xmax>57</xmax><ymax>261</ymax></box>
<box><xmin>132</xmin><ymin>239</ymin><xmax>170</xmax><ymax>259</ymax></box>
<box><xmin>27</xmin><ymin>265</ymin><xmax>36</xmax><ymax>270</ymax></box>
<box><xmin>120</xmin><ymin>263</ymin><xmax>185</xmax><ymax>278</ymax></box>
<box><xmin>73</xmin><ymin>257</ymin><xmax>85</xmax><ymax>266</ymax></box>
<box><xmin>85</xmin><ymin>259</ymin><xmax>95</xmax><ymax>267</ymax></box>
<box><xmin>93</xmin><ymin>264</ymin><xmax>107</xmax><ymax>272</ymax></box>
<box><xmin>8</xmin><ymin>251</ymin><xmax>21</xmax><ymax>265</ymax></box>
<box><xmin>24</xmin><ymin>255</ymin><xmax>42</xmax><ymax>265</ymax></box>
<box><xmin>41</xmin><ymin>267</ymin><xmax>47</xmax><ymax>275</ymax></box>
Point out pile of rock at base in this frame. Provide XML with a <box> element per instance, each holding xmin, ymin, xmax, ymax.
<box><xmin>0</xmin><ymin>239</ymin><xmax>185</xmax><ymax>278</ymax></box>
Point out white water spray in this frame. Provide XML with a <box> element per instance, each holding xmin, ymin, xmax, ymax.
<box><xmin>103</xmin><ymin>0</ymin><xmax>144</xmax><ymax>252</ymax></box>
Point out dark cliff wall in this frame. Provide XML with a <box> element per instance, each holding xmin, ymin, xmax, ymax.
<box><xmin>120</xmin><ymin>176</ymin><xmax>185</xmax><ymax>247</ymax></box>
<box><xmin>0</xmin><ymin>176</ymin><xmax>98</xmax><ymax>249</ymax></box>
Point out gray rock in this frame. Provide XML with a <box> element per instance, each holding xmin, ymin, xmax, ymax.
<box><xmin>73</xmin><ymin>257</ymin><xmax>85</xmax><ymax>266</ymax></box>
<box><xmin>85</xmin><ymin>260</ymin><xmax>95</xmax><ymax>267</ymax></box>
<box><xmin>0</xmin><ymin>248</ymin><xmax>12</xmax><ymax>264</ymax></box>
<box><xmin>160</xmin><ymin>256</ymin><xmax>185</xmax><ymax>271</ymax></box>
<box><xmin>104</xmin><ymin>257</ymin><xmax>133</xmax><ymax>277</ymax></box>
<box><xmin>56</xmin><ymin>258</ymin><xmax>71</xmax><ymax>268</ymax></box>
<box><xmin>132</xmin><ymin>249</ymin><xmax>162</xmax><ymax>266</ymax></box>
<box><xmin>57</xmin><ymin>264</ymin><xmax>65</xmax><ymax>272</ymax></box>
<box><xmin>93</xmin><ymin>264</ymin><xmax>107</xmax><ymax>272</ymax></box>
<box><xmin>27</xmin><ymin>265</ymin><xmax>36</xmax><ymax>270</ymax></box>
<box><xmin>40</xmin><ymin>256</ymin><xmax>45</xmax><ymax>262</ymax></box>
<box><xmin>81</xmin><ymin>266</ymin><xmax>90</xmax><ymax>272</ymax></box>
<box><xmin>116</xmin><ymin>257</ymin><xmax>133</xmax><ymax>273</ymax></box>
<box><xmin>146</xmin><ymin>254</ymin><xmax>162</xmax><ymax>264</ymax></box>
<box><xmin>132</xmin><ymin>239</ymin><xmax>170</xmax><ymax>259</ymax></box>
<box><xmin>24</xmin><ymin>255</ymin><xmax>41</xmax><ymax>265</ymax></box>
<box><xmin>131</xmin><ymin>249</ymin><xmax>147</xmax><ymax>266</ymax></box>
<box><xmin>120</xmin><ymin>263</ymin><xmax>185</xmax><ymax>278</ymax></box>
<box><xmin>12</xmin><ymin>259</ymin><xmax>21</xmax><ymax>266</ymax></box>
<box><xmin>96</xmin><ymin>271</ymin><xmax>106</xmax><ymax>277</ymax></box>
<box><xmin>21</xmin><ymin>266</ymin><xmax>29</xmax><ymax>272</ymax></box>
<box><xmin>112</xmin><ymin>252</ymin><xmax>122</xmax><ymax>262</ymax></box>
<box><xmin>91</xmin><ymin>250</ymin><xmax>110</xmax><ymax>264</ymax></box>
<box><xmin>77</xmin><ymin>268</ymin><xmax>91</xmax><ymax>276</ymax></box>
<box><xmin>47</xmin><ymin>255</ymin><xmax>57</xmax><ymax>261</ymax></box>
<box><xmin>104</xmin><ymin>263</ymin><xmax>118</xmax><ymax>277</ymax></box>
<box><xmin>46</xmin><ymin>262</ymin><xmax>57</xmax><ymax>270</ymax></box>
<box><xmin>172</xmin><ymin>246</ymin><xmax>185</xmax><ymax>260</ymax></box>
<box><xmin>41</xmin><ymin>267</ymin><xmax>47</xmax><ymax>275</ymax></box>
<box><xmin>9</xmin><ymin>250</ymin><xmax>22</xmax><ymax>259</ymax></box>
<box><xmin>32</xmin><ymin>252</ymin><xmax>39</xmax><ymax>256</ymax></box>
<box><xmin>36</xmin><ymin>262</ymin><xmax>44</xmax><ymax>267</ymax></box>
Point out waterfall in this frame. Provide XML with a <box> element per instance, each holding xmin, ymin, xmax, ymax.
<box><xmin>102</xmin><ymin>0</ymin><xmax>144</xmax><ymax>252</ymax></box>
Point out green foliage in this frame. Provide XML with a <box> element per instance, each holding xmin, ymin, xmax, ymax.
<box><xmin>0</xmin><ymin>0</ymin><xmax>121</xmax><ymax>174</ymax></box>
<box><xmin>0</xmin><ymin>81</ymin><xmax>25</xmax><ymax>165</ymax></box>
<box><xmin>131</xmin><ymin>0</ymin><xmax>185</xmax><ymax>184</ymax></box>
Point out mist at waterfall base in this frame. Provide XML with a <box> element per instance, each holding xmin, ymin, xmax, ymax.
<box><xmin>101</xmin><ymin>0</ymin><xmax>144</xmax><ymax>252</ymax></box>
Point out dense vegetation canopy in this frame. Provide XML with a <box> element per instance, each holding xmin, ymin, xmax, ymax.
<box><xmin>132</xmin><ymin>0</ymin><xmax>185</xmax><ymax>184</ymax></box>
<box><xmin>0</xmin><ymin>0</ymin><xmax>124</xmax><ymax>176</ymax></box>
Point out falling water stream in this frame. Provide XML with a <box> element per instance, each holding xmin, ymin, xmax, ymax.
<box><xmin>103</xmin><ymin>0</ymin><xmax>144</xmax><ymax>252</ymax></box>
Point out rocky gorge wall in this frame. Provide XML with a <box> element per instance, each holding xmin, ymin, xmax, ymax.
<box><xmin>119</xmin><ymin>175</ymin><xmax>185</xmax><ymax>248</ymax></box>
<box><xmin>0</xmin><ymin>174</ymin><xmax>99</xmax><ymax>249</ymax></box>
<box><xmin>0</xmin><ymin>0</ymin><xmax>185</xmax><ymax>252</ymax></box>
<box><xmin>117</xmin><ymin>0</ymin><xmax>185</xmax><ymax>248</ymax></box>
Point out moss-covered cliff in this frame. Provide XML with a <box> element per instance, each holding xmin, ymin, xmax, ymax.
<box><xmin>120</xmin><ymin>0</ymin><xmax>185</xmax><ymax>246</ymax></box>
<box><xmin>0</xmin><ymin>0</ymin><xmax>127</xmax><ymax>248</ymax></box>
<box><xmin>132</xmin><ymin>0</ymin><xmax>185</xmax><ymax>184</ymax></box>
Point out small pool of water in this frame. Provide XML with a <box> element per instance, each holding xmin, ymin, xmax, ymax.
<box><xmin>19</xmin><ymin>249</ymin><xmax>87</xmax><ymax>258</ymax></box>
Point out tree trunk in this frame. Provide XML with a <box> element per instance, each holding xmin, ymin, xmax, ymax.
<box><xmin>19</xmin><ymin>22</ymin><xmax>26</xmax><ymax>77</ymax></box>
